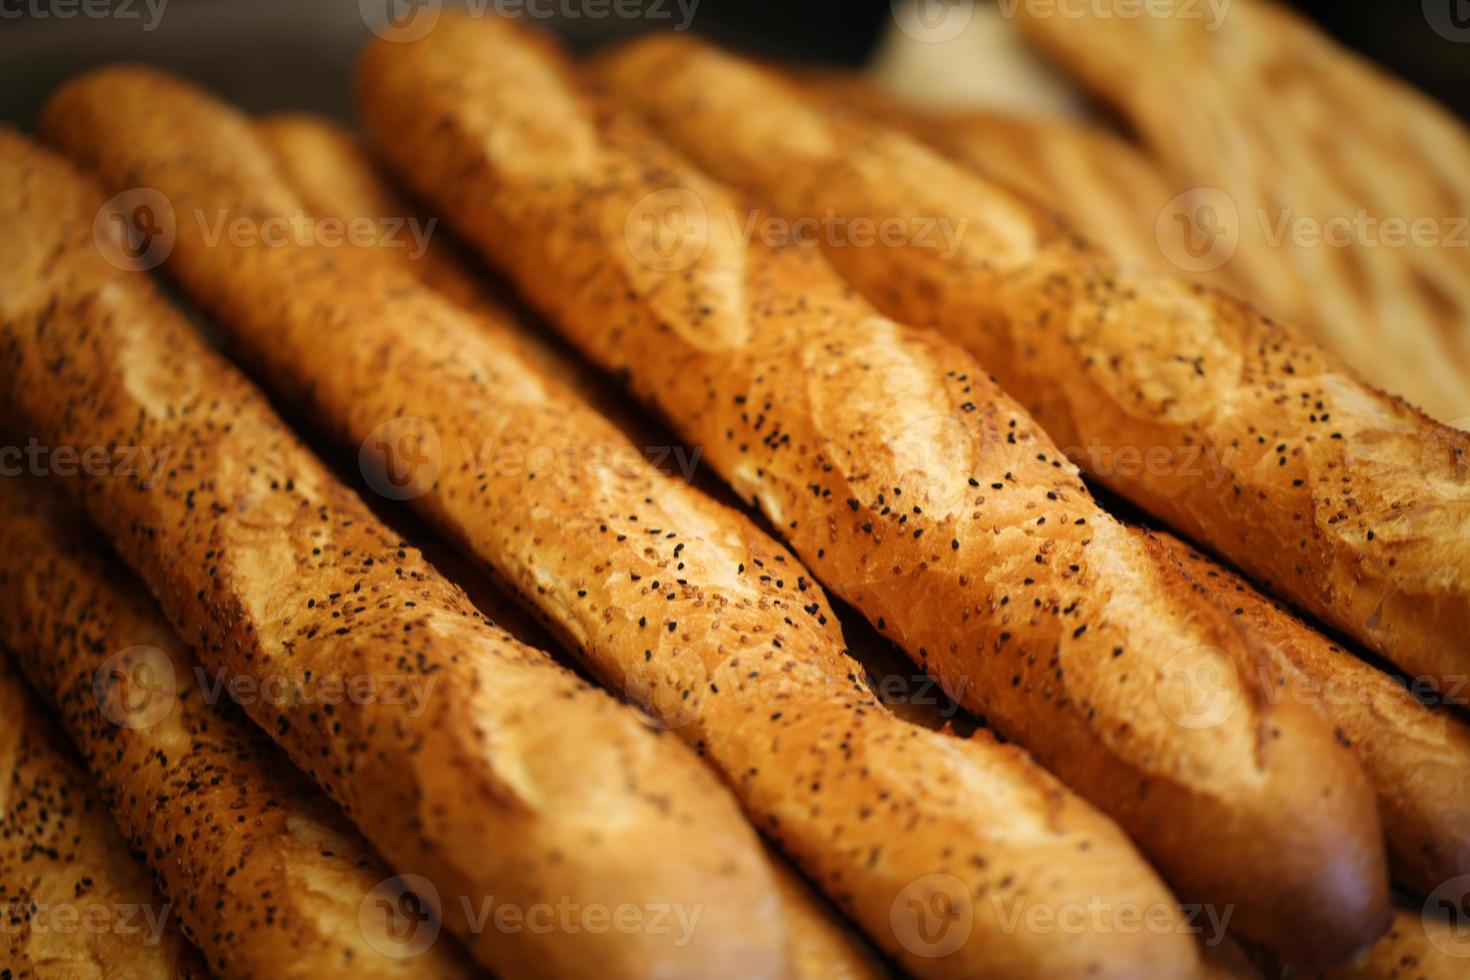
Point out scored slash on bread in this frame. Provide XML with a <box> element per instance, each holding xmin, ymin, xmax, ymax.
<box><xmin>0</xmin><ymin>125</ymin><xmax>789</xmax><ymax>980</ymax></box>
<box><xmin>36</xmin><ymin>66</ymin><xmax>1210</xmax><ymax>978</ymax></box>
<box><xmin>0</xmin><ymin>473</ymin><xmax>479</xmax><ymax>978</ymax></box>
<box><xmin>355</xmin><ymin>13</ymin><xmax>1393</xmax><ymax>964</ymax></box>
<box><xmin>0</xmin><ymin>655</ymin><xmax>208</xmax><ymax>977</ymax></box>
<box><xmin>1154</xmin><ymin>530</ymin><xmax>1470</xmax><ymax>898</ymax></box>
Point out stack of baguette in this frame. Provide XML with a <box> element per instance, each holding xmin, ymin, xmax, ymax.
<box><xmin>0</xmin><ymin>471</ymin><xmax>479</xmax><ymax>978</ymax></box>
<box><xmin>1</xmin><ymin>8</ymin><xmax>1467</xmax><ymax>979</ymax></box>
<box><xmin>356</xmin><ymin>13</ymin><xmax>1396</xmax><ymax>962</ymax></box>
<box><xmin>38</xmin><ymin>64</ymin><xmax>1209</xmax><ymax>980</ymax></box>
<box><xmin>593</xmin><ymin>32</ymin><xmax>1470</xmax><ymax>698</ymax></box>
<box><xmin>0</xmin><ymin>128</ymin><xmax>790</xmax><ymax>979</ymax></box>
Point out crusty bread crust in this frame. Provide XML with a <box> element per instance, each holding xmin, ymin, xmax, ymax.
<box><xmin>1155</xmin><ymin>530</ymin><xmax>1470</xmax><ymax>897</ymax></box>
<box><xmin>41</xmin><ymin>74</ymin><xmax>1206</xmax><ymax>979</ymax></box>
<box><xmin>1016</xmin><ymin>0</ymin><xmax>1470</xmax><ymax>425</ymax></box>
<box><xmin>0</xmin><ymin>473</ymin><xmax>478</xmax><ymax>978</ymax></box>
<box><xmin>0</xmin><ymin>656</ymin><xmax>207</xmax><ymax>978</ymax></box>
<box><xmin>1282</xmin><ymin>905</ymin><xmax>1470</xmax><ymax>979</ymax></box>
<box><xmin>356</xmin><ymin>15</ymin><xmax>1391</xmax><ymax>963</ymax></box>
<box><xmin>0</xmin><ymin>125</ymin><xmax>787</xmax><ymax>980</ymax></box>
<box><xmin>262</xmin><ymin>109</ymin><xmax>893</xmax><ymax>980</ymax></box>
<box><xmin>593</xmin><ymin>32</ymin><xmax>1470</xmax><ymax>699</ymax></box>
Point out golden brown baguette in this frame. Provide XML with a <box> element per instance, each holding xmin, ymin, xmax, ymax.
<box><xmin>42</xmin><ymin>69</ymin><xmax>1204</xmax><ymax>980</ymax></box>
<box><xmin>1155</xmin><ymin>530</ymin><xmax>1470</xmax><ymax>896</ymax></box>
<box><xmin>0</xmin><ymin>472</ymin><xmax>479</xmax><ymax>979</ymax></box>
<box><xmin>0</xmin><ymin>655</ymin><xmax>206</xmax><ymax>977</ymax></box>
<box><xmin>357</xmin><ymin>15</ymin><xmax>1391</xmax><ymax>963</ymax></box>
<box><xmin>261</xmin><ymin>112</ymin><xmax>894</xmax><ymax>980</ymax></box>
<box><xmin>594</xmin><ymin>32</ymin><xmax>1470</xmax><ymax>696</ymax></box>
<box><xmin>0</xmin><ymin>125</ymin><xmax>787</xmax><ymax>980</ymax></box>
<box><xmin>1016</xmin><ymin>0</ymin><xmax>1470</xmax><ymax>425</ymax></box>
<box><xmin>1281</xmin><ymin>904</ymin><xmax>1470</xmax><ymax>979</ymax></box>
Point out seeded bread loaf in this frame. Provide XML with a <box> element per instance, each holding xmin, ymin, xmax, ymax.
<box><xmin>0</xmin><ymin>472</ymin><xmax>479</xmax><ymax>979</ymax></box>
<box><xmin>594</xmin><ymin>32</ymin><xmax>1470</xmax><ymax>697</ymax></box>
<box><xmin>0</xmin><ymin>125</ymin><xmax>787</xmax><ymax>980</ymax></box>
<box><xmin>0</xmin><ymin>655</ymin><xmax>207</xmax><ymax>978</ymax></box>
<box><xmin>355</xmin><ymin>15</ymin><xmax>1390</xmax><ymax>962</ymax></box>
<box><xmin>41</xmin><ymin>69</ymin><xmax>1203</xmax><ymax>980</ymax></box>
<box><xmin>1155</xmin><ymin>530</ymin><xmax>1470</xmax><ymax>897</ymax></box>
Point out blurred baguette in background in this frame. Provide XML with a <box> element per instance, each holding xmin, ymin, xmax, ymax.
<box><xmin>1017</xmin><ymin>0</ymin><xmax>1470</xmax><ymax>426</ymax></box>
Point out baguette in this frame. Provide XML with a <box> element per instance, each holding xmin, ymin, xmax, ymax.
<box><xmin>1015</xmin><ymin>0</ymin><xmax>1470</xmax><ymax>425</ymax></box>
<box><xmin>0</xmin><ymin>472</ymin><xmax>479</xmax><ymax>978</ymax></box>
<box><xmin>0</xmin><ymin>125</ymin><xmax>787</xmax><ymax>980</ymax></box>
<box><xmin>0</xmin><ymin>655</ymin><xmax>206</xmax><ymax>977</ymax></box>
<box><xmin>1283</xmin><ymin>905</ymin><xmax>1470</xmax><ymax>979</ymax></box>
<box><xmin>593</xmin><ymin>32</ymin><xmax>1470</xmax><ymax>695</ymax></box>
<box><xmin>41</xmin><ymin>69</ymin><xmax>1203</xmax><ymax>980</ymax></box>
<box><xmin>1155</xmin><ymin>531</ymin><xmax>1470</xmax><ymax>896</ymax></box>
<box><xmin>259</xmin><ymin>109</ymin><xmax>891</xmax><ymax>980</ymax></box>
<box><xmin>356</xmin><ymin>15</ymin><xmax>1390</xmax><ymax>962</ymax></box>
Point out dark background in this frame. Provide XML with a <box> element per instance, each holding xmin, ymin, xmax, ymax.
<box><xmin>1</xmin><ymin>0</ymin><xmax>1467</xmax><ymax>127</ymax></box>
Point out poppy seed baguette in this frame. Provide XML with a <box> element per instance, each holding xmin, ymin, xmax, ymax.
<box><xmin>259</xmin><ymin>106</ymin><xmax>889</xmax><ymax>980</ymax></box>
<box><xmin>0</xmin><ymin>473</ymin><xmax>479</xmax><ymax>979</ymax></box>
<box><xmin>0</xmin><ymin>656</ymin><xmax>207</xmax><ymax>978</ymax></box>
<box><xmin>1155</xmin><ymin>530</ymin><xmax>1470</xmax><ymax>897</ymax></box>
<box><xmin>0</xmin><ymin>126</ymin><xmax>787</xmax><ymax>980</ymax></box>
<box><xmin>595</xmin><ymin>33</ymin><xmax>1470</xmax><ymax>696</ymax></box>
<box><xmin>356</xmin><ymin>15</ymin><xmax>1391</xmax><ymax>962</ymax></box>
<box><xmin>41</xmin><ymin>69</ymin><xmax>1201</xmax><ymax>980</ymax></box>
